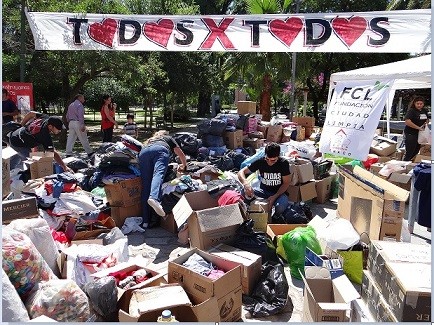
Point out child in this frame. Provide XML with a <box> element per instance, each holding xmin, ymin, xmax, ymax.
<box><xmin>124</xmin><ymin>113</ymin><xmax>138</xmax><ymax>138</ymax></box>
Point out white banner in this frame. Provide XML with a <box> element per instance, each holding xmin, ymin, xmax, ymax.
<box><xmin>319</xmin><ymin>79</ymin><xmax>394</xmax><ymax>160</ymax></box>
<box><xmin>25</xmin><ymin>10</ymin><xmax>431</xmax><ymax>53</ymax></box>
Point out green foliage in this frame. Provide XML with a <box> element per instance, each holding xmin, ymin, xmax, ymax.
<box><xmin>162</xmin><ymin>105</ymin><xmax>191</xmax><ymax>122</ymax></box>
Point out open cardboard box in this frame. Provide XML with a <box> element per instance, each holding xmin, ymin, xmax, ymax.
<box><xmin>301</xmin><ymin>266</ymin><xmax>360</xmax><ymax>322</ymax></box>
<box><xmin>168</xmin><ymin>247</ymin><xmax>242</xmax><ymax>302</ymax></box>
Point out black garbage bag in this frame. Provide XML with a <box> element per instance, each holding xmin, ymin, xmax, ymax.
<box><xmin>281</xmin><ymin>204</ymin><xmax>309</xmax><ymax>224</ymax></box>
<box><xmin>83</xmin><ymin>276</ymin><xmax>118</xmax><ymax>321</ymax></box>
<box><xmin>65</xmin><ymin>157</ymin><xmax>89</xmax><ymax>172</ymax></box>
<box><xmin>173</xmin><ymin>132</ymin><xmax>200</xmax><ymax>157</ymax></box>
<box><xmin>243</xmin><ymin>262</ymin><xmax>289</xmax><ymax>317</ymax></box>
<box><xmin>2</xmin><ymin>121</ymin><xmax>21</xmax><ymax>142</ymax></box>
<box><xmin>201</xmin><ymin>134</ymin><xmax>225</xmax><ymax>147</ymax></box>
<box><xmin>232</xmin><ymin>220</ymin><xmax>279</xmax><ymax>263</ymax></box>
<box><xmin>209</xmin><ymin>155</ymin><xmax>234</xmax><ymax>171</ymax></box>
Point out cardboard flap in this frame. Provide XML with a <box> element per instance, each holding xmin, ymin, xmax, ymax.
<box><xmin>332</xmin><ymin>274</ymin><xmax>360</xmax><ymax>303</ymax></box>
<box><xmin>173</xmin><ymin>191</ymin><xmax>217</xmax><ymax>228</ymax></box>
<box><xmin>196</xmin><ymin>204</ymin><xmax>243</xmax><ymax>231</ymax></box>
<box><xmin>2</xmin><ymin>146</ymin><xmax>18</xmax><ymax>159</ymax></box>
<box><xmin>352</xmin><ymin>166</ymin><xmax>409</xmax><ymax>201</ymax></box>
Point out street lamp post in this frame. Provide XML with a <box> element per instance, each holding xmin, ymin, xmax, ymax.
<box><xmin>288</xmin><ymin>0</ymin><xmax>301</xmax><ymax>121</ymax></box>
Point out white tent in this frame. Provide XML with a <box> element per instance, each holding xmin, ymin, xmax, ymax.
<box><xmin>328</xmin><ymin>54</ymin><xmax>431</xmax><ymax>136</ymax></box>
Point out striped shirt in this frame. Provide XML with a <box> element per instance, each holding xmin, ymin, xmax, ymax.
<box><xmin>124</xmin><ymin>122</ymin><xmax>138</xmax><ymax>137</ymax></box>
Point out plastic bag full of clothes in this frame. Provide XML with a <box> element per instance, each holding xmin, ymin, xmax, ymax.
<box><xmin>83</xmin><ymin>276</ymin><xmax>118</xmax><ymax>320</ymax></box>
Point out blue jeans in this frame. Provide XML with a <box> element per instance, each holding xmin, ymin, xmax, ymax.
<box><xmin>243</xmin><ymin>186</ymin><xmax>290</xmax><ymax>216</ymax></box>
<box><xmin>138</xmin><ymin>144</ymin><xmax>170</xmax><ymax>223</ymax></box>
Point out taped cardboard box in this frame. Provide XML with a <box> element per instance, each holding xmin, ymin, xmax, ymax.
<box><xmin>173</xmin><ymin>190</ymin><xmax>244</xmax><ymax>250</ymax></box>
<box><xmin>361</xmin><ymin>270</ymin><xmax>398</xmax><ymax>322</ymax></box>
<box><xmin>388</xmin><ymin>172</ymin><xmax>411</xmax><ymax>191</ymax></box>
<box><xmin>208</xmin><ymin>243</ymin><xmax>261</xmax><ymax>296</ymax></box>
<box><xmin>160</xmin><ymin>212</ymin><xmax>178</xmax><ymax>234</ymax></box>
<box><xmin>289</xmin><ymin>158</ymin><xmax>315</xmax><ymax>184</ymax></box>
<box><xmin>381</xmin><ymin>262</ymin><xmax>431</xmax><ymax>322</ymax></box>
<box><xmin>2</xmin><ymin>146</ymin><xmax>17</xmax><ymax>198</ymax></box>
<box><xmin>243</xmin><ymin>138</ymin><xmax>264</xmax><ymax>150</ymax></box>
<box><xmin>337</xmin><ymin>166</ymin><xmax>409</xmax><ymax>241</ymax></box>
<box><xmin>168</xmin><ymin>247</ymin><xmax>242</xmax><ymax>302</ymax></box>
<box><xmin>266</xmin><ymin>124</ymin><xmax>283</xmax><ymax>143</ymax></box>
<box><xmin>104</xmin><ymin>177</ymin><xmax>142</xmax><ymax>207</ymax></box>
<box><xmin>110</xmin><ymin>203</ymin><xmax>142</xmax><ymax>227</ymax></box>
<box><xmin>249</xmin><ymin>198</ymin><xmax>271</xmax><ymax>222</ymax></box>
<box><xmin>237</xmin><ymin>101</ymin><xmax>256</xmax><ymax>115</ymax></box>
<box><xmin>224</xmin><ymin>130</ymin><xmax>243</xmax><ymax>149</ymax></box>
<box><xmin>25</xmin><ymin>151</ymin><xmax>54</xmax><ymax>179</ymax></box>
<box><xmin>367</xmin><ymin>240</ymin><xmax>431</xmax><ymax>299</ymax></box>
<box><xmin>2</xmin><ymin>197</ymin><xmax>38</xmax><ymax>224</ymax></box>
<box><xmin>301</xmin><ymin>266</ymin><xmax>360</xmax><ymax>322</ymax></box>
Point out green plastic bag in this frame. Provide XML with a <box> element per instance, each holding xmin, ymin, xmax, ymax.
<box><xmin>324</xmin><ymin>153</ymin><xmax>353</xmax><ymax>165</ymax></box>
<box><xmin>281</xmin><ymin>226</ymin><xmax>322</xmax><ymax>279</ymax></box>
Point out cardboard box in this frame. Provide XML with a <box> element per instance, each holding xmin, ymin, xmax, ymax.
<box><xmin>419</xmin><ymin>144</ymin><xmax>431</xmax><ymax>156</ymax></box>
<box><xmin>168</xmin><ymin>247</ymin><xmax>242</xmax><ymax>302</ymax></box>
<box><xmin>405</xmin><ymin>162</ymin><xmax>418</xmax><ymax>173</ymax></box>
<box><xmin>351</xmin><ymin>299</ymin><xmax>374</xmax><ymax>322</ymax></box>
<box><xmin>376</xmin><ymin>156</ymin><xmax>393</xmax><ymax>163</ymax></box>
<box><xmin>305</xmin><ymin>247</ymin><xmax>344</xmax><ymax>279</ymax></box>
<box><xmin>337</xmin><ymin>166</ymin><xmax>409</xmax><ymax>241</ymax></box>
<box><xmin>247</xmin><ymin>206</ymin><xmax>268</xmax><ymax>232</ymax></box>
<box><xmin>370</xmin><ymin>136</ymin><xmax>397</xmax><ymax>157</ymax></box>
<box><xmin>26</xmin><ymin>152</ymin><xmax>54</xmax><ymax>179</ymax></box>
<box><xmin>243</xmin><ymin>138</ymin><xmax>264</xmax><ymax>150</ymax></box>
<box><xmin>369</xmin><ymin>162</ymin><xmax>384</xmax><ymax>176</ymax></box>
<box><xmin>2</xmin><ymin>197</ymin><xmax>39</xmax><ymax>223</ymax></box>
<box><xmin>295</xmin><ymin>125</ymin><xmax>306</xmax><ymax>141</ymax></box>
<box><xmin>414</xmin><ymin>154</ymin><xmax>431</xmax><ymax>162</ymax></box>
<box><xmin>287</xmin><ymin>181</ymin><xmax>317</xmax><ymax>202</ymax></box>
<box><xmin>104</xmin><ymin>177</ymin><xmax>142</xmax><ymax>207</ymax></box>
<box><xmin>388</xmin><ymin>172</ymin><xmax>411</xmax><ymax>191</ymax></box>
<box><xmin>199</xmin><ymin>170</ymin><xmax>221</xmax><ymax>183</ymax></box>
<box><xmin>2</xmin><ymin>146</ymin><xmax>17</xmax><ymax>198</ymax></box>
<box><xmin>381</xmin><ymin>262</ymin><xmax>431</xmax><ymax>322</ymax></box>
<box><xmin>224</xmin><ymin>130</ymin><xmax>243</xmax><ymax>149</ymax></box>
<box><xmin>367</xmin><ymin>240</ymin><xmax>431</xmax><ymax>297</ymax></box>
<box><xmin>305</xmin><ymin>127</ymin><xmax>315</xmax><ymax>139</ymax></box>
<box><xmin>266</xmin><ymin>223</ymin><xmax>307</xmax><ymax>242</ymax></box>
<box><xmin>314</xmin><ymin>174</ymin><xmax>336</xmax><ymax>204</ymax></box>
<box><xmin>301</xmin><ymin>266</ymin><xmax>360</xmax><ymax>322</ymax></box>
<box><xmin>361</xmin><ymin>270</ymin><xmax>398</xmax><ymax>322</ymax></box>
<box><xmin>237</xmin><ymin>101</ymin><xmax>256</xmax><ymax>115</ymax></box>
<box><xmin>172</xmin><ymin>191</ymin><xmax>244</xmax><ymax>250</ymax></box>
<box><xmin>72</xmin><ymin>217</ymin><xmax>116</xmax><ymax>241</ymax></box>
<box><xmin>249</xmin><ymin>198</ymin><xmax>271</xmax><ymax>222</ymax></box>
<box><xmin>266</xmin><ymin>124</ymin><xmax>283</xmax><ymax>143</ymax></box>
<box><xmin>91</xmin><ymin>261</ymin><xmax>166</xmax><ymax>296</ymax></box>
<box><xmin>208</xmin><ymin>243</ymin><xmax>261</xmax><ymax>295</ymax></box>
<box><xmin>110</xmin><ymin>203</ymin><xmax>142</xmax><ymax>227</ymax></box>
<box><xmin>160</xmin><ymin>212</ymin><xmax>178</xmax><ymax>234</ymax></box>
<box><xmin>292</xmin><ymin>116</ymin><xmax>315</xmax><ymax>128</ymax></box>
<box><xmin>289</xmin><ymin>158</ymin><xmax>315</xmax><ymax>184</ymax></box>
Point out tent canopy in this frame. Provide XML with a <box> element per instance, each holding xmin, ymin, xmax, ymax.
<box><xmin>330</xmin><ymin>54</ymin><xmax>431</xmax><ymax>90</ymax></box>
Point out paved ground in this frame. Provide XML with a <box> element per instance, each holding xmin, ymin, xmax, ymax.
<box><xmin>125</xmin><ymin>199</ymin><xmax>431</xmax><ymax>322</ymax></box>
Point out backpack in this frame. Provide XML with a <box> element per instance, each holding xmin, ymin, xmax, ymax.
<box><xmin>27</xmin><ymin>118</ymin><xmax>44</xmax><ymax>135</ymax></box>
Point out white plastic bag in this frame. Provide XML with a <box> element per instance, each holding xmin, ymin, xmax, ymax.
<box><xmin>401</xmin><ymin>219</ymin><xmax>412</xmax><ymax>243</ymax></box>
<box><xmin>2</xmin><ymin>269</ymin><xmax>30</xmax><ymax>322</ymax></box>
<box><xmin>121</xmin><ymin>217</ymin><xmax>146</xmax><ymax>234</ymax></box>
<box><xmin>418</xmin><ymin>126</ymin><xmax>431</xmax><ymax>144</ymax></box>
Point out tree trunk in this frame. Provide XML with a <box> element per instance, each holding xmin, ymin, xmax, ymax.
<box><xmin>259</xmin><ymin>74</ymin><xmax>272</xmax><ymax>121</ymax></box>
<box><xmin>197</xmin><ymin>90</ymin><xmax>211</xmax><ymax>117</ymax></box>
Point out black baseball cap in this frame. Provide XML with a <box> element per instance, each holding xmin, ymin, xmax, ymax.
<box><xmin>47</xmin><ymin>116</ymin><xmax>64</xmax><ymax>131</ymax></box>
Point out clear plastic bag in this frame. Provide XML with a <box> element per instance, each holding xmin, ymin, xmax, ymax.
<box><xmin>25</xmin><ymin>279</ymin><xmax>90</xmax><ymax>322</ymax></box>
<box><xmin>418</xmin><ymin>126</ymin><xmax>431</xmax><ymax>144</ymax></box>
<box><xmin>83</xmin><ymin>276</ymin><xmax>118</xmax><ymax>320</ymax></box>
<box><xmin>2</xmin><ymin>227</ymin><xmax>57</xmax><ymax>299</ymax></box>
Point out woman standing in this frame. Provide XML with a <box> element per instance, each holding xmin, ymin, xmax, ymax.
<box><xmin>403</xmin><ymin>96</ymin><xmax>429</xmax><ymax>161</ymax></box>
<box><xmin>100</xmin><ymin>94</ymin><xmax>118</xmax><ymax>142</ymax></box>
<box><xmin>138</xmin><ymin>130</ymin><xmax>187</xmax><ymax>228</ymax></box>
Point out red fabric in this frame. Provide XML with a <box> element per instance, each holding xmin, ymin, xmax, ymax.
<box><xmin>50</xmin><ymin>228</ymin><xmax>69</xmax><ymax>244</ymax></box>
<box><xmin>218</xmin><ymin>190</ymin><xmax>242</xmax><ymax>206</ymax></box>
<box><xmin>363</xmin><ymin>154</ymin><xmax>379</xmax><ymax>169</ymax></box>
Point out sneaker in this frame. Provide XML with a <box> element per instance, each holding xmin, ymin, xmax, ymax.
<box><xmin>147</xmin><ymin>198</ymin><xmax>166</xmax><ymax>217</ymax></box>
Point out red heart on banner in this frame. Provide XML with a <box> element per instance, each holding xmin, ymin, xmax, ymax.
<box><xmin>269</xmin><ymin>18</ymin><xmax>303</xmax><ymax>47</ymax></box>
<box><xmin>143</xmin><ymin>19</ymin><xmax>174</xmax><ymax>48</ymax></box>
<box><xmin>332</xmin><ymin>16</ymin><xmax>367</xmax><ymax>48</ymax></box>
<box><xmin>88</xmin><ymin>18</ymin><xmax>118</xmax><ymax>48</ymax></box>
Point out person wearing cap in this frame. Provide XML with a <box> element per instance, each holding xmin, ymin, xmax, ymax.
<box><xmin>65</xmin><ymin>94</ymin><xmax>94</xmax><ymax>157</ymax></box>
<box><xmin>6</xmin><ymin>111</ymin><xmax>71</xmax><ymax>172</ymax></box>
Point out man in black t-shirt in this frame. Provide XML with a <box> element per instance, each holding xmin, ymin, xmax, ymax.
<box><xmin>2</xmin><ymin>88</ymin><xmax>20</xmax><ymax>124</ymax></box>
<box><xmin>238</xmin><ymin>142</ymin><xmax>291</xmax><ymax>216</ymax></box>
<box><xmin>403</xmin><ymin>96</ymin><xmax>430</xmax><ymax>161</ymax></box>
<box><xmin>6</xmin><ymin>111</ymin><xmax>70</xmax><ymax>172</ymax></box>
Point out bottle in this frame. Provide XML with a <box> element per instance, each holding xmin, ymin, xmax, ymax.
<box><xmin>157</xmin><ymin>310</ymin><xmax>178</xmax><ymax>322</ymax></box>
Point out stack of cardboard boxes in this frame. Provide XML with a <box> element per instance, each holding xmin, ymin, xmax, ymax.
<box><xmin>286</xmin><ymin>158</ymin><xmax>317</xmax><ymax>202</ymax></box>
<box><xmin>362</xmin><ymin>240</ymin><xmax>431</xmax><ymax>322</ymax></box>
<box><xmin>104</xmin><ymin>177</ymin><xmax>142</xmax><ymax>227</ymax></box>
